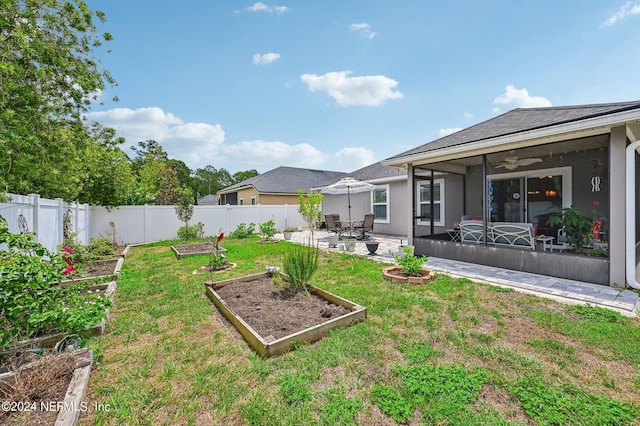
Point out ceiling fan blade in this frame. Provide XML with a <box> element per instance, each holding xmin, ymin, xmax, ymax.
<box><xmin>517</xmin><ymin>158</ymin><xmax>543</xmax><ymax>166</ymax></box>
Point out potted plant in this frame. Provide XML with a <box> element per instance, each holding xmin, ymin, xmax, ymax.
<box><xmin>546</xmin><ymin>205</ymin><xmax>595</xmax><ymax>254</ymax></box>
<box><xmin>343</xmin><ymin>236</ymin><xmax>356</xmax><ymax>252</ymax></box>
<box><xmin>283</xmin><ymin>227</ymin><xmax>297</xmax><ymax>241</ymax></box>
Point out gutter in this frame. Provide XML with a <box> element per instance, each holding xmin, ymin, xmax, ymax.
<box><xmin>626</xmin><ymin>140</ymin><xmax>640</xmax><ymax>289</ymax></box>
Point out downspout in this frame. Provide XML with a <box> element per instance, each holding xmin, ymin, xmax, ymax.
<box><xmin>625</xmin><ymin>140</ymin><xmax>640</xmax><ymax>289</ymax></box>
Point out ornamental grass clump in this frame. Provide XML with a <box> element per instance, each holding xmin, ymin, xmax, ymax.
<box><xmin>282</xmin><ymin>240</ymin><xmax>319</xmax><ymax>295</ymax></box>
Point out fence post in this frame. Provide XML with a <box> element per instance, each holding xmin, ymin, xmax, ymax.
<box><xmin>27</xmin><ymin>193</ymin><xmax>40</xmax><ymax>237</ymax></box>
<box><xmin>55</xmin><ymin>198</ymin><xmax>64</xmax><ymax>247</ymax></box>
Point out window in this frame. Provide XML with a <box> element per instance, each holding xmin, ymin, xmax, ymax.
<box><xmin>251</xmin><ymin>196</ymin><xmax>257</xmax><ymax>205</ymax></box>
<box><xmin>239</xmin><ymin>198</ymin><xmax>244</xmax><ymax>205</ymax></box>
<box><xmin>417</xmin><ymin>179</ymin><xmax>444</xmax><ymax>226</ymax></box>
<box><xmin>371</xmin><ymin>185</ymin><xmax>389</xmax><ymax>223</ymax></box>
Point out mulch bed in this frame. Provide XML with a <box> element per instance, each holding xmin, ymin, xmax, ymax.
<box><xmin>0</xmin><ymin>352</ymin><xmax>77</xmax><ymax>425</ymax></box>
<box><xmin>82</xmin><ymin>259</ymin><xmax>119</xmax><ymax>278</ymax></box>
<box><xmin>214</xmin><ymin>277</ymin><xmax>350</xmax><ymax>340</ymax></box>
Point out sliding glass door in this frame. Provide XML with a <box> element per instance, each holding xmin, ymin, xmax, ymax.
<box><xmin>488</xmin><ymin>167</ymin><xmax>570</xmax><ymax>227</ymax></box>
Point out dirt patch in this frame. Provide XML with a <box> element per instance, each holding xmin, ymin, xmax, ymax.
<box><xmin>81</xmin><ymin>258</ymin><xmax>119</xmax><ymax>278</ymax></box>
<box><xmin>214</xmin><ymin>277</ymin><xmax>351</xmax><ymax>340</ymax></box>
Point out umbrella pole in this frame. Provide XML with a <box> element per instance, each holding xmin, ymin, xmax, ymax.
<box><xmin>348</xmin><ymin>187</ymin><xmax>352</xmax><ymax>237</ymax></box>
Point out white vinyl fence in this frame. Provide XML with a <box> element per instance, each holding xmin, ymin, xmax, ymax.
<box><xmin>1</xmin><ymin>192</ymin><xmax>307</xmax><ymax>251</ymax></box>
<box><xmin>91</xmin><ymin>204</ymin><xmax>306</xmax><ymax>245</ymax></box>
<box><xmin>0</xmin><ymin>193</ymin><xmax>91</xmax><ymax>253</ymax></box>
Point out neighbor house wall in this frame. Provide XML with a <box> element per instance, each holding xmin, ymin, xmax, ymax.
<box><xmin>258</xmin><ymin>194</ymin><xmax>300</xmax><ymax>205</ymax></box>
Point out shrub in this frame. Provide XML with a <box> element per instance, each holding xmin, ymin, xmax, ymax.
<box><xmin>177</xmin><ymin>224</ymin><xmax>199</xmax><ymax>241</ymax></box>
<box><xmin>393</xmin><ymin>246</ymin><xmax>427</xmax><ymax>277</ymax></box>
<box><xmin>259</xmin><ymin>219</ymin><xmax>277</xmax><ymax>240</ymax></box>
<box><xmin>282</xmin><ymin>240</ymin><xmax>319</xmax><ymax>295</ymax></box>
<box><xmin>230</xmin><ymin>222</ymin><xmax>256</xmax><ymax>239</ymax></box>
<box><xmin>0</xmin><ymin>218</ymin><xmax>111</xmax><ymax>349</ymax></box>
<box><xmin>87</xmin><ymin>236</ymin><xmax>117</xmax><ymax>259</ymax></box>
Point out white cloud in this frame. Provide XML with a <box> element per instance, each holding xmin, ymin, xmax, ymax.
<box><xmin>300</xmin><ymin>71</ymin><xmax>403</xmax><ymax>107</ymax></box>
<box><xmin>349</xmin><ymin>22</ymin><xmax>376</xmax><ymax>39</ymax></box>
<box><xmin>601</xmin><ymin>1</ymin><xmax>640</xmax><ymax>28</ymax></box>
<box><xmin>464</xmin><ymin>111</ymin><xmax>474</xmax><ymax>120</ymax></box>
<box><xmin>334</xmin><ymin>147</ymin><xmax>376</xmax><ymax>172</ymax></box>
<box><xmin>85</xmin><ymin>107</ymin><xmax>374</xmax><ymax>172</ymax></box>
<box><xmin>222</xmin><ymin>140</ymin><xmax>328</xmax><ymax>169</ymax></box>
<box><xmin>86</xmin><ymin>107</ymin><xmax>226</xmax><ymax>168</ymax></box>
<box><xmin>245</xmin><ymin>2</ymin><xmax>289</xmax><ymax>14</ymax></box>
<box><xmin>253</xmin><ymin>52</ymin><xmax>281</xmax><ymax>65</ymax></box>
<box><xmin>438</xmin><ymin>128</ymin><xmax>462</xmax><ymax>137</ymax></box>
<box><xmin>493</xmin><ymin>85</ymin><xmax>552</xmax><ymax>112</ymax></box>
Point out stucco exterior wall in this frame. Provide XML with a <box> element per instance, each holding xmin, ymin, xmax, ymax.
<box><xmin>258</xmin><ymin>194</ymin><xmax>300</xmax><ymax>205</ymax></box>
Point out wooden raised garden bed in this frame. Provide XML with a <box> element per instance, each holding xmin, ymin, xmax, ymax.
<box><xmin>205</xmin><ymin>272</ymin><xmax>367</xmax><ymax>357</ymax></box>
<box><xmin>171</xmin><ymin>242</ymin><xmax>227</xmax><ymax>260</ymax></box>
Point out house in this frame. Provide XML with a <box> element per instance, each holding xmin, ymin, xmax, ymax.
<box><xmin>381</xmin><ymin>100</ymin><xmax>640</xmax><ymax>289</ymax></box>
<box><xmin>217</xmin><ymin>166</ymin><xmax>346</xmax><ymax>206</ymax></box>
<box><xmin>313</xmin><ymin>162</ymin><xmax>407</xmax><ymax>236</ymax></box>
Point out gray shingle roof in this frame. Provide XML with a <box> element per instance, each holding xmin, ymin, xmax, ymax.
<box><xmin>386</xmin><ymin>100</ymin><xmax>640</xmax><ymax>162</ymax></box>
<box><xmin>348</xmin><ymin>162</ymin><xmax>406</xmax><ymax>181</ymax></box>
<box><xmin>218</xmin><ymin>166</ymin><xmax>347</xmax><ymax>194</ymax></box>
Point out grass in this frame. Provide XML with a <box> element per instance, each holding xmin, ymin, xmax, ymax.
<box><xmin>82</xmin><ymin>236</ymin><xmax>640</xmax><ymax>425</ymax></box>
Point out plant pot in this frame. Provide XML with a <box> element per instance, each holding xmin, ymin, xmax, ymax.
<box><xmin>327</xmin><ymin>234</ymin><xmax>339</xmax><ymax>247</ymax></box>
<box><xmin>365</xmin><ymin>241</ymin><xmax>379</xmax><ymax>255</ymax></box>
<box><xmin>344</xmin><ymin>239</ymin><xmax>356</xmax><ymax>252</ymax></box>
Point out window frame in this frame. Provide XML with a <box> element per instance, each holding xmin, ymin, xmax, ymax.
<box><xmin>417</xmin><ymin>179</ymin><xmax>445</xmax><ymax>227</ymax></box>
<box><xmin>371</xmin><ymin>184</ymin><xmax>390</xmax><ymax>224</ymax></box>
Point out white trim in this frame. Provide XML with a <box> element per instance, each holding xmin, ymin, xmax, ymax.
<box><xmin>626</xmin><ymin>141</ymin><xmax>640</xmax><ymax>289</ymax></box>
<box><xmin>371</xmin><ymin>184</ymin><xmax>390</xmax><ymax>224</ymax></box>
<box><xmin>487</xmin><ymin>166</ymin><xmax>572</xmax><ymax>211</ymax></box>
<box><xmin>417</xmin><ymin>179</ymin><xmax>445</xmax><ymax>227</ymax></box>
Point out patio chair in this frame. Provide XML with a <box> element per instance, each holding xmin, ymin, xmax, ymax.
<box><xmin>353</xmin><ymin>213</ymin><xmax>375</xmax><ymax>240</ymax></box>
<box><xmin>325</xmin><ymin>214</ymin><xmax>344</xmax><ymax>237</ymax></box>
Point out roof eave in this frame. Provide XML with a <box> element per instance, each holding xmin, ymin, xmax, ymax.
<box><xmin>382</xmin><ymin>108</ymin><xmax>640</xmax><ymax>167</ymax></box>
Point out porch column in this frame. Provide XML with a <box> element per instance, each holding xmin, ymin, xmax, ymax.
<box><xmin>610</xmin><ymin>125</ymin><xmax>626</xmax><ymax>287</ymax></box>
<box><xmin>407</xmin><ymin>163</ymin><xmax>414</xmax><ymax>244</ymax></box>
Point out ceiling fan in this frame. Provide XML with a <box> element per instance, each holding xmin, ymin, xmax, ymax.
<box><xmin>495</xmin><ymin>156</ymin><xmax>543</xmax><ymax>170</ymax></box>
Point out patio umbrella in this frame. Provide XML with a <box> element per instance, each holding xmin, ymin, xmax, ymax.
<box><xmin>321</xmin><ymin>177</ymin><xmax>376</xmax><ymax>227</ymax></box>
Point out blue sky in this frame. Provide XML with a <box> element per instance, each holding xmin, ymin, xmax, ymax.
<box><xmin>85</xmin><ymin>1</ymin><xmax>640</xmax><ymax>174</ymax></box>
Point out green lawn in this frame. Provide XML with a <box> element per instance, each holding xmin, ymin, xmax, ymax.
<box><xmin>83</xmin><ymin>236</ymin><xmax>640</xmax><ymax>425</ymax></box>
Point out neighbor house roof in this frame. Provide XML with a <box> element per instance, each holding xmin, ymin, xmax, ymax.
<box><xmin>196</xmin><ymin>194</ymin><xmax>218</xmax><ymax>205</ymax></box>
<box><xmin>217</xmin><ymin>166</ymin><xmax>347</xmax><ymax>195</ymax></box>
<box><xmin>383</xmin><ymin>100</ymin><xmax>640</xmax><ymax>166</ymax></box>
<box><xmin>311</xmin><ymin>161</ymin><xmax>407</xmax><ymax>191</ymax></box>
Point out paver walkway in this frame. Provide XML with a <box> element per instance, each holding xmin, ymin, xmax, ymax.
<box><xmin>278</xmin><ymin>230</ymin><xmax>639</xmax><ymax>317</ymax></box>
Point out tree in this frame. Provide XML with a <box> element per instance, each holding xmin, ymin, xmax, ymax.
<box><xmin>232</xmin><ymin>169</ymin><xmax>259</xmax><ymax>184</ymax></box>
<box><xmin>0</xmin><ymin>0</ymin><xmax>115</xmax><ymax>198</ymax></box>
<box><xmin>175</xmin><ymin>188</ymin><xmax>194</xmax><ymax>242</ymax></box>
<box><xmin>297</xmin><ymin>190</ymin><xmax>323</xmax><ymax>241</ymax></box>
